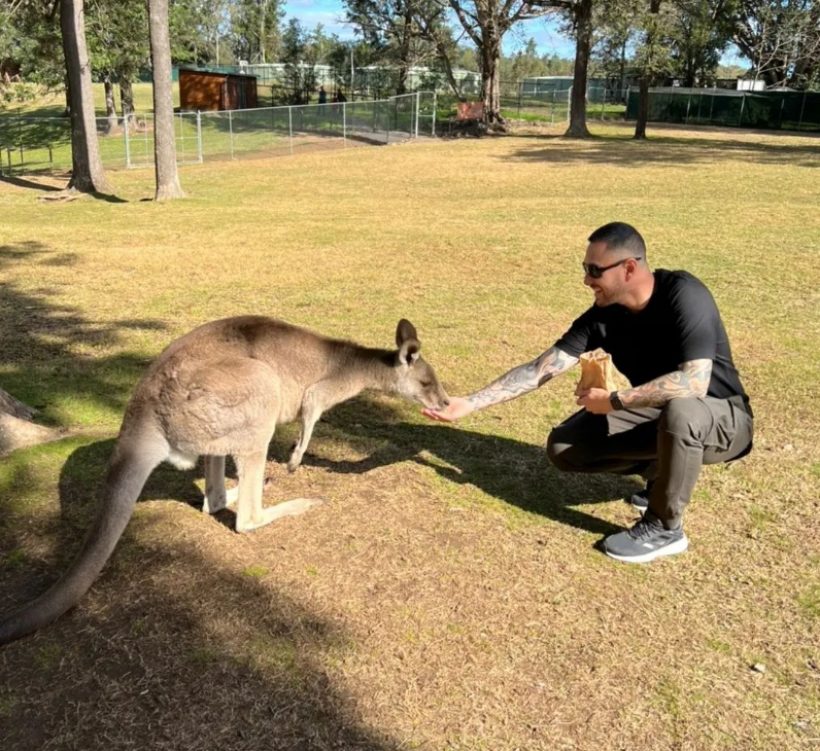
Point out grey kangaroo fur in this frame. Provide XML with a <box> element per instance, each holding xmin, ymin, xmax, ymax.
<box><xmin>0</xmin><ymin>316</ymin><xmax>448</xmax><ymax>644</ymax></box>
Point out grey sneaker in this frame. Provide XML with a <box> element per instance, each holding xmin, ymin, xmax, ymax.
<box><xmin>603</xmin><ymin>513</ymin><xmax>688</xmax><ymax>563</ymax></box>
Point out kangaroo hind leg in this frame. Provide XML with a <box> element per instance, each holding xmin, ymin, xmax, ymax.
<box><xmin>235</xmin><ymin>449</ymin><xmax>323</xmax><ymax>532</ymax></box>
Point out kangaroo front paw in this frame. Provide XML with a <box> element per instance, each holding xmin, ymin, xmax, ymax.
<box><xmin>287</xmin><ymin>455</ymin><xmax>302</xmax><ymax>473</ymax></box>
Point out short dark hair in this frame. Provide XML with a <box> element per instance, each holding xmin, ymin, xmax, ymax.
<box><xmin>588</xmin><ymin>222</ymin><xmax>646</xmax><ymax>259</ymax></box>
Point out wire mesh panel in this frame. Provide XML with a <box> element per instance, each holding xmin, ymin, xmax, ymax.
<box><xmin>231</xmin><ymin>107</ymin><xmax>284</xmax><ymax>156</ymax></box>
<box><xmin>415</xmin><ymin>92</ymin><xmax>437</xmax><ymax>136</ymax></box>
<box><xmin>0</xmin><ymin>116</ymin><xmax>71</xmax><ymax>173</ymax></box>
<box><xmin>175</xmin><ymin>112</ymin><xmax>201</xmax><ymax>164</ymax></box>
<box><xmin>626</xmin><ymin>88</ymin><xmax>820</xmax><ymax>132</ymax></box>
<box><xmin>197</xmin><ymin>111</ymin><xmax>237</xmax><ymax>160</ymax></box>
<box><xmin>500</xmin><ymin>88</ymin><xmax>572</xmax><ymax>125</ymax></box>
<box><xmin>0</xmin><ymin>92</ymin><xmax>434</xmax><ymax>174</ymax></box>
<box><xmin>289</xmin><ymin>103</ymin><xmax>345</xmax><ymax>152</ymax></box>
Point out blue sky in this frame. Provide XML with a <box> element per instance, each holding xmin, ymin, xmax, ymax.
<box><xmin>282</xmin><ymin>0</ymin><xmax>580</xmax><ymax>58</ymax></box>
<box><xmin>282</xmin><ymin>0</ymin><xmax>747</xmax><ymax>66</ymax></box>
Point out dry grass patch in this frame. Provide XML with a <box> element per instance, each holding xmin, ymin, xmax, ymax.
<box><xmin>1</xmin><ymin>123</ymin><xmax>819</xmax><ymax>750</ymax></box>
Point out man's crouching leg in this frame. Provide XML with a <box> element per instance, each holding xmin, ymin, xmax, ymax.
<box><xmin>602</xmin><ymin>397</ymin><xmax>735</xmax><ymax>564</ymax></box>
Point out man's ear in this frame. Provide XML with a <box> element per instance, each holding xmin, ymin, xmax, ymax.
<box><xmin>398</xmin><ymin>339</ymin><xmax>421</xmax><ymax>365</ymax></box>
<box><xmin>396</xmin><ymin>319</ymin><xmax>418</xmax><ymax>347</ymax></box>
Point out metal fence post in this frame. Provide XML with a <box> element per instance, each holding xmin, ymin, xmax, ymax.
<box><xmin>228</xmin><ymin>109</ymin><xmax>234</xmax><ymax>158</ymax></box>
<box><xmin>343</xmin><ymin>102</ymin><xmax>347</xmax><ymax>147</ymax></box>
<box><xmin>124</xmin><ymin>114</ymin><xmax>131</xmax><ymax>168</ymax></box>
<box><xmin>432</xmin><ymin>90</ymin><xmax>437</xmax><ymax>137</ymax></box>
<box><xmin>415</xmin><ymin>91</ymin><xmax>420</xmax><ymax>138</ymax></box>
<box><xmin>196</xmin><ymin>110</ymin><xmax>203</xmax><ymax>163</ymax></box>
<box><xmin>288</xmin><ymin>106</ymin><xmax>293</xmax><ymax>154</ymax></box>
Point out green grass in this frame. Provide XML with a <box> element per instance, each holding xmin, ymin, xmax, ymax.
<box><xmin>1</xmin><ymin>123</ymin><xmax>819</xmax><ymax>750</ymax></box>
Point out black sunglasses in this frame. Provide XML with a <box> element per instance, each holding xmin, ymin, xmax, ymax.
<box><xmin>582</xmin><ymin>257</ymin><xmax>640</xmax><ymax>279</ymax></box>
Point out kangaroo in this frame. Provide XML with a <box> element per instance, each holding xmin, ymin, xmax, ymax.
<box><xmin>0</xmin><ymin>316</ymin><xmax>449</xmax><ymax>644</ymax></box>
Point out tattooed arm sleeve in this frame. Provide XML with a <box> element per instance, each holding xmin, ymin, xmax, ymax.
<box><xmin>618</xmin><ymin>359</ymin><xmax>713</xmax><ymax>408</ymax></box>
<box><xmin>465</xmin><ymin>346</ymin><xmax>579</xmax><ymax>411</ymax></box>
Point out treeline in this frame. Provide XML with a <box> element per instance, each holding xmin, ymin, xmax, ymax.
<box><xmin>1</xmin><ymin>2</ymin><xmax>818</xmax><ymax>150</ymax></box>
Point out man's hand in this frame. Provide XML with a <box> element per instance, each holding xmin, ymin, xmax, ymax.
<box><xmin>422</xmin><ymin>396</ymin><xmax>474</xmax><ymax>423</ymax></box>
<box><xmin>576</xmin><ymin>387</ymin><xmax>613</xmax><ymax>414</ymax></box>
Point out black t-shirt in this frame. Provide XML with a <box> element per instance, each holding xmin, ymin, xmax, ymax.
<box><xmin>554</xmin><ymin>269</ymin><xmax>751</xmax><ymax>414</ymax></box>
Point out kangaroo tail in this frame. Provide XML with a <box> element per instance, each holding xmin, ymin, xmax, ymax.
<box><xmin>0</xmin><ymin>439</ymin><xmax>163</xmax><ymax>645</ymax></box>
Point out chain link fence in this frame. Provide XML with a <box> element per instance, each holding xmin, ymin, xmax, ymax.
<box><xmin>0</xmin><ymin>91</ymin><xmax>436</xmax><ymax>175</ymax></box>
<box><xmin>625</xmin><ymin>87</ymin><xmax>820</xmax><ymax>132</ymax></box>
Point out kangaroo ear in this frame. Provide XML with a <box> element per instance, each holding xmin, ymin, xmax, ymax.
<box><xmin>398</xmin><ymin>338</ymin><xmax>421</xmax><ymax>365</ymax></box>
<box><xmin>396</xmin><ymin>319</ymin><xmax>418</xmax><ymax>347</ymax></box>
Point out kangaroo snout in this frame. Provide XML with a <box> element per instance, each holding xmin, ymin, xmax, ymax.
<box><xmin>427</xmin><ymin>389</ymin><xmax>450</xmax><ymax>412</ymax></box>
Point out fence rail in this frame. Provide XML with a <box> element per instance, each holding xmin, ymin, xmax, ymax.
<box><xmin>0</xmin><ymin>91</ymin><xmax>436</xmax><ymax>175</ymax></box>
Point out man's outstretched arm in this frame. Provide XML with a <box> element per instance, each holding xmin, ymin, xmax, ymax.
<box><xmin>424</xmin><ymin>346</ymin><xmax>579</xmax><ymax>422</ymax></box>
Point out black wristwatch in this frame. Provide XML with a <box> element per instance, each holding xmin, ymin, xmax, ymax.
<box><xmin>609</xmin><ymin>391</ymin><xmax>625</xmax><ymax>411</ymax></box>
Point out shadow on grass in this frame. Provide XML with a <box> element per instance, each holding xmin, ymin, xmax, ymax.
<box><xmin>505</xmin><ymin>130</ymin><xmax>820</xmax><ymax>168</ymax></box>
<box><xmin>0</xmin><ymin>241</ymin><xmax>165</xmax><ymax>421</ymax></box>
<box><xmin>0</xmin><ymin>175</ymin><xmax>64</xmax><ymax>192</ymax></box>
<box><xmin>0</xmin><ymin>438</ymin><xmax>402</xmax><ymax>750</ymax></box>
<box><xmin>312</xmin><ymin>397</ymin><xmax>641</xmax><ymax>538</ymax></box>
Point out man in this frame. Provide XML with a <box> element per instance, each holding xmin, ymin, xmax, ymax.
<box><xmin>424</xmin><ymin>222</ymin><xmax>753</xmax><ymax>563</ymax></box>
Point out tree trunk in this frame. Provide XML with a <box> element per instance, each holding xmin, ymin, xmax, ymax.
<box><xmin>432</xmin><ymin>36</ymin><xmax>462</xmax><ymax>100</ymax></box>
<box><xmin>147</xmin><ymin>0</ymin><xmax>185</xmax><ymax>201</ymax></box>
<box><xmin>119</xmin><ymin>76</ymin><xmax>136</xmax><ymax>130</ymax></box>
<box><xmin>634</xmin><ymin>0</ymin><xmax>663</xmax><ymax>141</ymax></box>
<box><xmin>479</xmin><ymin>34</ymin><xmax>503</xmax><ymax>127</ymax></box>
<box><xmin>634</xmin><ymin>75</ymin><xmax>649</xmax><ymax>139</ymax></box>
<box><xmin>564</xmin><ymin>0</ymin><xmax>592</xmax><ymax>138</ymax></box>
<box><xmin>396</xmin><ymin>9</ymin><xmax>413</xmax><ymax>96</ymax></box>
<box><xmin>104</xmin><ymin>74</ymin><xmax>118</xmax><ymax>133</ymax></box>
<box><xmin>0</xmin><ymin>388</ymin><xmax>62</xmax><ymax>456</ymax></box>
<box><xmin>60</xmin><ymin>0</ymin><xmax>111</xmax><ymax>194</ymax></box>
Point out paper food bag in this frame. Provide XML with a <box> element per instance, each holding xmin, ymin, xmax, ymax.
<box><xmin>576</xmin><ymin>348</ymin><xmax>618</xmax><ymax>393</ymax></box>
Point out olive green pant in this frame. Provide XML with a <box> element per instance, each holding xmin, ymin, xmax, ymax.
<box><xmin>546</xmin><ymin>396</ymin><xmax>753</xmax><ymax>529</ymax></box>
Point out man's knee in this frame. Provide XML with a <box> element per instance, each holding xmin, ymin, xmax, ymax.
<box><xmin>659</xmin><ymin>397</ymin><xmax>710</xmax><ymax>440</ymax></box>
<box><xmin>545</xmin><ymin>430</ymin><xmax>577</xmax><ymax>472</ymax></box>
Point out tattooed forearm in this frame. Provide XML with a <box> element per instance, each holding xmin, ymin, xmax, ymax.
<box><xmin>619</xmin><ymin>359</ymin><xmax>712</xmax><ymax>408</ymax></box>
<box><xmin>466</xmin><ymin>347</ymin><xmax>579</xmax><ymax>411</ymax></box>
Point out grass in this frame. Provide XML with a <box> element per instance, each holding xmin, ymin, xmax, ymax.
<box><xmin>0</xmin><ymin>121</ymin><xmax>819</xmax><ymax>750</ymax></box>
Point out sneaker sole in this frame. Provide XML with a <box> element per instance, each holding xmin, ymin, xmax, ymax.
<box><xmin>604</xmin><ymin>534</ymin><xmax>689</xmax><ymax>564</ymax></box>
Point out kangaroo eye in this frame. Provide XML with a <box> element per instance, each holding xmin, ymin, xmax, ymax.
<box><xmin>420</xmin><ymin>381</ymin><xmax>432</xmax><ymax>388</ymax></box>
